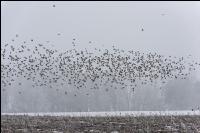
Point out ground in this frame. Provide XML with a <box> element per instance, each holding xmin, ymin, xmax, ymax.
<box><xmin>1</xmin><ymin>115</ymin><xmax>200</xmax><ymax>133</ymax></box>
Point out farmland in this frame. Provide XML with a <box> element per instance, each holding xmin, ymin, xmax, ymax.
<box><xmin>1</xmin><ymin>112</ymin><xmax>200</xmax><ymax>133</ymax></box>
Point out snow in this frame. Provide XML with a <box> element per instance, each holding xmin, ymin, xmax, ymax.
<box><xmin>1</xmin><ymin>111</ymin><xmax>200</xmax><ymax>117</ymax></box>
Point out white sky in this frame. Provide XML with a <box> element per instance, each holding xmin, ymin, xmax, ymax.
<box><xmin>2</xmin><ymin>1</ymin><xmax>200</xmax><ymax>56</ymax></box>
<box><xmin>1</xmin><ymin>2</ymin><xmax>200</xmax><ymax>112</ymax></box>
<box><xmin>1</xmin><ymin>1</ymin><xmax>200</xmax><ymax>58</ymax></box>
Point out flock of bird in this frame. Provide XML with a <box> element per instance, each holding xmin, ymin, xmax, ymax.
<box><xmin>1</xmin><ymin>35</ymin><xmax>200</xmax><ymax>96</ymax></box>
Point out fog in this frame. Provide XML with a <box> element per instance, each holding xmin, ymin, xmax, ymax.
<box><xmin>1</xmin><ymin>1</ymin><xmax>200</xmax><ymax>113</ymax></box>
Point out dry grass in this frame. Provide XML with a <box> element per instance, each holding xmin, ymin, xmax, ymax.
<box><xmin>1</xmin><ymin>115</ymin><xmax>200</xmax><ymax>133</ymax></box>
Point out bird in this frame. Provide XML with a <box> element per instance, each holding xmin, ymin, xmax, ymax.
<box><xmin>1</xmin><ymin>35</ymin><xmax>199</xmax><ymax>97</ymax></box>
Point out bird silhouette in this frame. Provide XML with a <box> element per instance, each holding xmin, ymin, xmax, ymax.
<box><xmin>1</xmin><ymin>35</ymin><xmax>199</xmax><ymax>96</ymax></box>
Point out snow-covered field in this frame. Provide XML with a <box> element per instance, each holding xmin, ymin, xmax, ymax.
<box><xmin>2</xmin><ymin>110</ymin><xmax>200</xmax><ymax>117</ymax></box>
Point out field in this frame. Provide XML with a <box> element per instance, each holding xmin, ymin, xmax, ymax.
<box><xmin>1</xmin><ymin>111</ymin><xmax>200</xmax><ymax>133</ymax></box>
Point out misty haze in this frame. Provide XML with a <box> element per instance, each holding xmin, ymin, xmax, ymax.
<box><xmin>1</xmin><ymin>1</ymin><xmax>200</xmax><ymax>132</ymax></box>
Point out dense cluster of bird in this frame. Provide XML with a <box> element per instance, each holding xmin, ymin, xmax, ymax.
<box><xmin>1</xmin><ymin>36</ymin><xmax>200</xmax><ymax>95</ymax></box>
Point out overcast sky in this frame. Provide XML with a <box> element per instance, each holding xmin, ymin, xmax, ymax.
<box><xmin>2</xmin><ymin>1</ymin><xmax>200</xmax><ymax>78</ymax></box>
<box><xmin>1</xmin><ymin>1</ymin><xmax>200</xmax><ymax>55</ymax></box>
<box><xmin>1</xmin><ymin>1</ymin><xmax>200</xmax><ymax>112</ymax></box>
